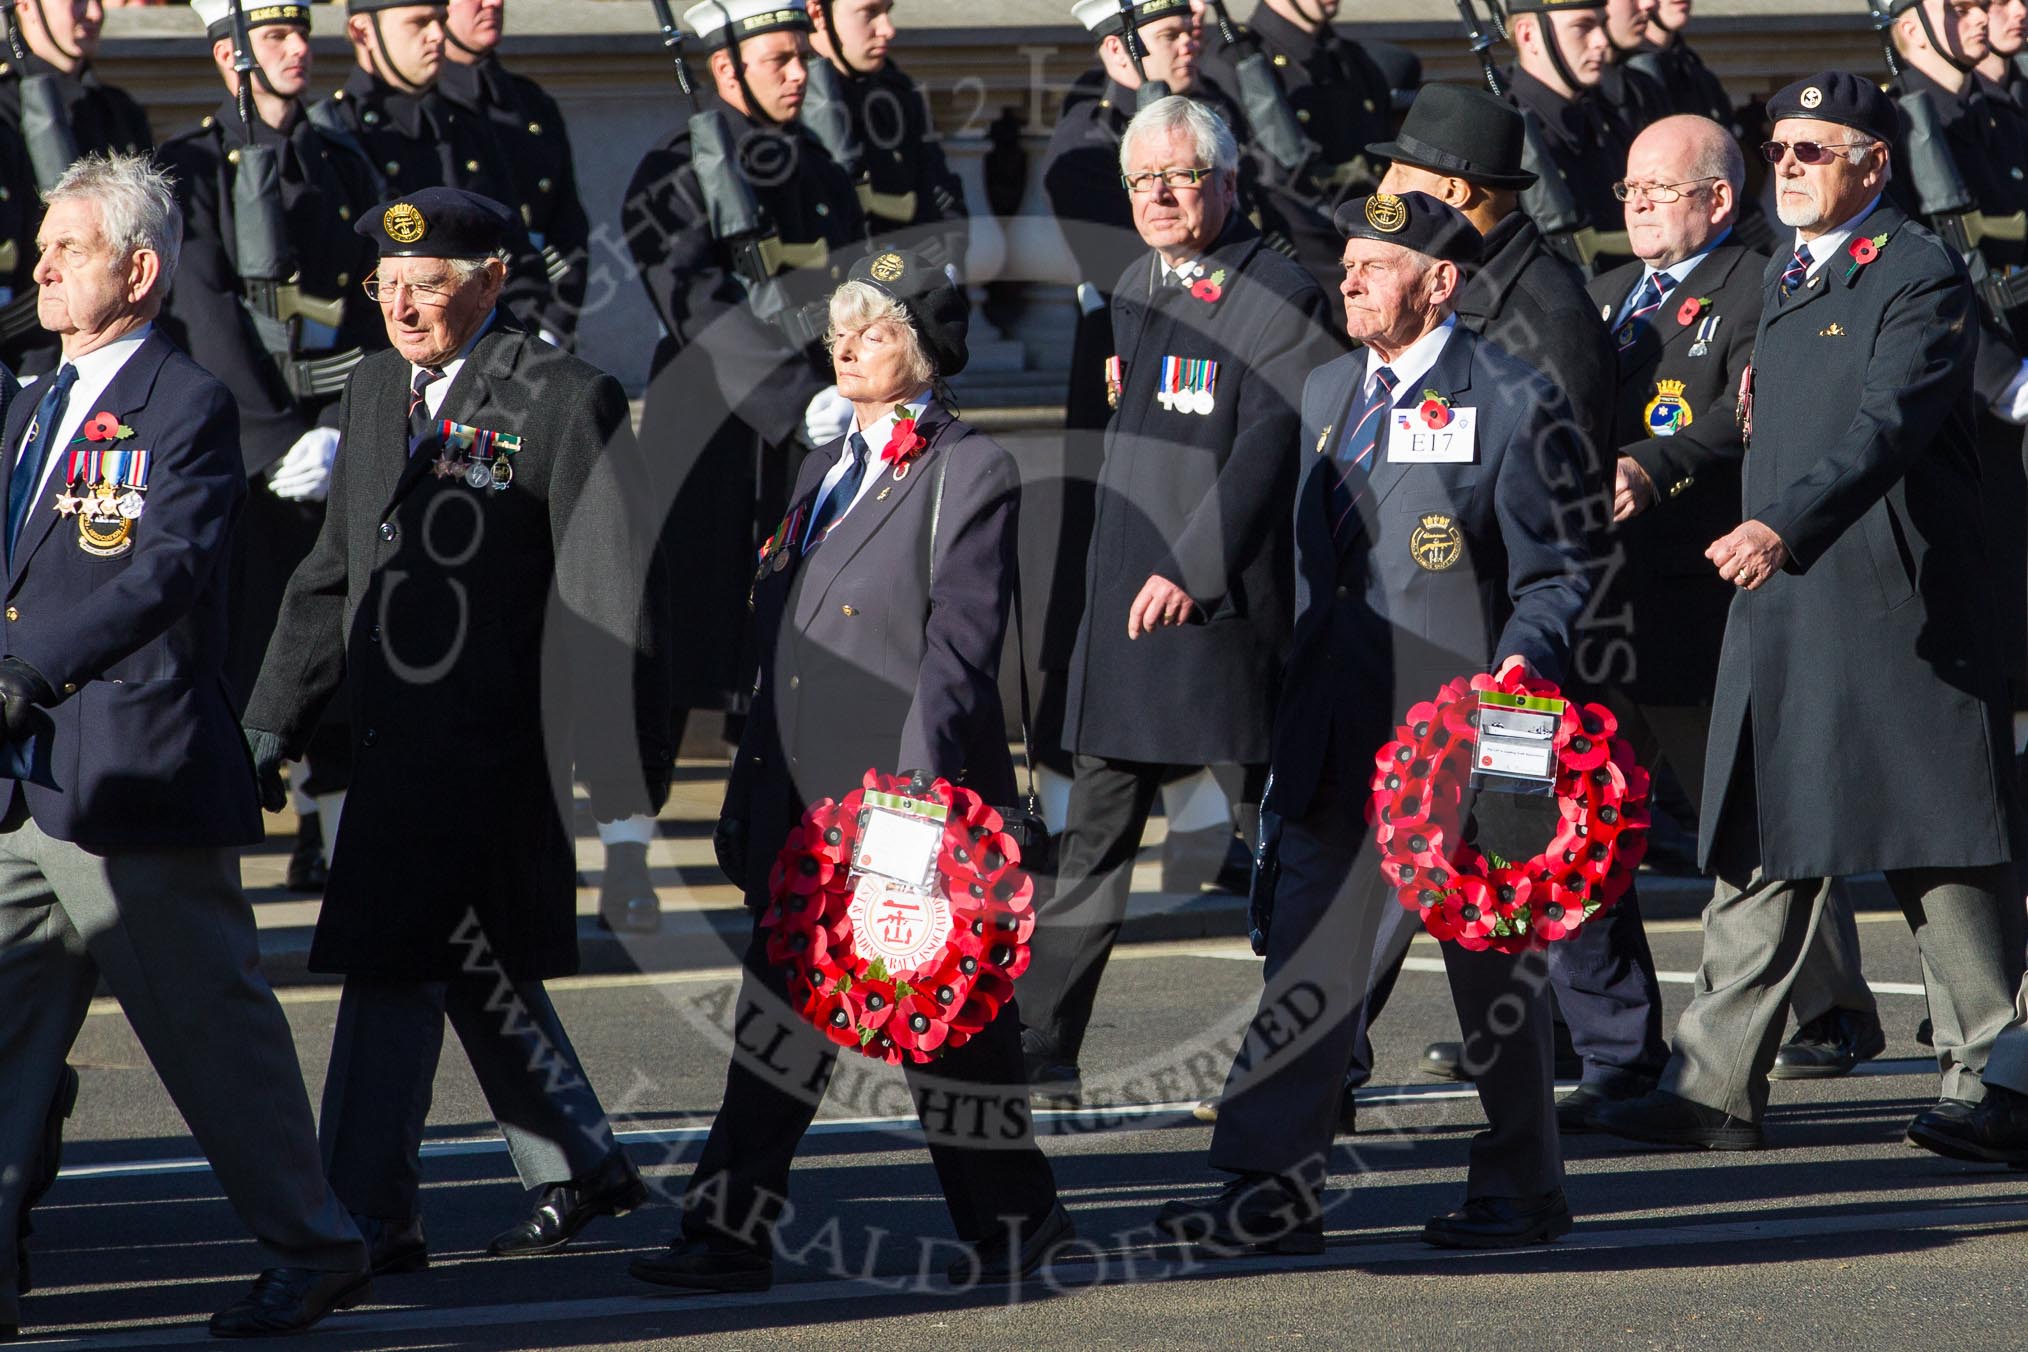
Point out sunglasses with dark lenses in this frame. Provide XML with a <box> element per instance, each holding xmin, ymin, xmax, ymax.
<box><xmin>1759</xmin><ymin>139</ymin><xmax>1866</xmax><ymax>165</ymax></box>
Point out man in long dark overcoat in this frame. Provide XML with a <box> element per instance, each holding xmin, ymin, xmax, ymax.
<box><xmin>244</xmin><ymin>188</ymin><xmax>672</xmax><ymax>1274</ymax></box>
<box><xmin>1594</xmin><ymin>74</ymin><xmax>2023</xmax><ymax>1152</ymax></box>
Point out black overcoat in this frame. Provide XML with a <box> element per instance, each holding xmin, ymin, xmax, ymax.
<box><xmin>246</xmin><ymin>320</ymin><xmax>671</xmax><ymax>978</ymax></box>
<box><xmin>1700</xmin><ymin>203</ymin><xmax>2018</xmax><ymax>877</ymax></box>
<box><xmin>1584</xmin><ymin>240</ymin><xmax>1763</xmax><ymax>703</ymax></box>
<box><xmin>1060</xmin><ymin>218</ymin><xmax>1332</xmax><ymax>767</ymax></box>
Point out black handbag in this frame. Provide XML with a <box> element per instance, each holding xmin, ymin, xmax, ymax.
<box><xmin>928</xmin><ymin>452</ymin><xmax>1054</xmax><ymax>876</ymax></box>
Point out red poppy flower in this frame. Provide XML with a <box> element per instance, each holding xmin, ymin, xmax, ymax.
<box><xmin>1675</xmin><ymin>296</ymin><xmax>1706</xmax><ymax>327</ymax></box>
<box><xmin>1420</xmin><ymin>398</ymin><xmax>1451</xmax><ymax>430</ymax></box>
<box><xmin>1191</xmin><ymin>278</ymin><xmax>1223</xmax><ymax>303</ymax></box>
<box><xmin>83</xmin><ymin>411</ymin><xmax>121</xmax><ymax>442</ymax></box>
<box><xmin>1849</xmin><ymin>236</ymin><xmax>1878</xmax><ymax>266</ymax></box>
<box><xmin>882</xmin><ymin>417</ymin><xmax>931</xmax><ymax>468</ymax></box>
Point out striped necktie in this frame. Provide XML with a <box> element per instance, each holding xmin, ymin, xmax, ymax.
<box><xmin>406</xmin><ymin>365</ymin><xmax>444</xmax><ymax>456</ymax></box>
<box><xmin>1778</xmin><ymin>243</ymin><xmax>1813</xmax><ymax>300</ymax></box>
<box><xmin>1616</xmin><ymin>271</ymin><xmax>1677</xmax><ymax>350</ymax></box>
<box><xmin>1328</xmin><ymin>365</ymin><xmax>1397</xmax><ymax>549</ymax></box>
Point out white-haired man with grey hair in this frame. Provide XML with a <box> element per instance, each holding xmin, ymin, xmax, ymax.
<box><xmin>1018</xmin><ymin>95</ymin><xmax>1335</xmax><ymax>1103</ymax></box>
<box><xmin>0</xmin><ymin>151</ymin><xmax>372</xmax><ymax>1337</ymax></box>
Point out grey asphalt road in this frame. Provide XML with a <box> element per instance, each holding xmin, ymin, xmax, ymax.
<box><xmin>23</xmin><ymin>907</ymin><xmax>2028</xmax><ymax>1350</ymax></box>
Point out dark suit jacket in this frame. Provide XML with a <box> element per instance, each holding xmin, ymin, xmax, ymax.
<box><xmin>1701</xmin><ymin>203</ymin><xmax>2018</xmax><ymax>877</ymax></box>
<box><xmin>1060</xmin><ymin>219</ymin><xmax>1334</xmax><ymax>767</ymax></box>
<box><xmin>722</xmin><ymin>406</ymin><xmax>1020</xmax><ymax>906</ymax></box>
<box><xmin>1584</xmin><ymin>239</ymin><xmax>1763</xmax><ymax>702</ymax></box>
<box><xmin>1272</xmin><ymin>324</ymin><xmax>1594</xmax><ymax>822</ymax></box>
<box><xmin>0</xmin><ymin>329</ymin><xmax>261</xmax><ymax>852</ymax></box>
<box><xmin>246</xmin><ymin>318</ymin><xmax>670</xmax><ymax>979</ymax></box>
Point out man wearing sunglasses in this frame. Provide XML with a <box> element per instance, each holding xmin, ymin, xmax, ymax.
<box><xmin>1594</xmin><ymin>73</ymin><xmax>2024</xmax><ymax>1154</ymax></box>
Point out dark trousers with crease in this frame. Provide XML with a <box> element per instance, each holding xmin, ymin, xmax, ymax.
<box><xmin>681</xmin><ymin>924</ymin><xmax>1061</xmax><ymax>1256</ymax></box>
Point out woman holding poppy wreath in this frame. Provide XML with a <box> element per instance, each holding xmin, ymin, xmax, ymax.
<box><xmin>628</xmin><ymin>246</ymin><xmax>1071</xmax><ymax>1295</ymax></box>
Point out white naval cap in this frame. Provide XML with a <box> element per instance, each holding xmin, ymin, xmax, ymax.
<box><xmin>191</xmin><ymin>0</ymin><xmax>314</xmax><ymax>43</ymax></box>
<box><xmin>682</xmin><ymin>0</ymin><xmax>812</xmax><ymax>52</ymax></box>
<box><xmin>1071</xmin><ymin>0</ymin><xmax>1192</xmax><ymax>39</ymax></box>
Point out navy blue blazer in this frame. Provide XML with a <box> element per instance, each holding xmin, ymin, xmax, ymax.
<box><xmin>0</xmin><ymin>328</ymin><xmax>260</xmax><ymax>851</ymax></box>
<box><xmin>1271</xmin><ymin>323</ymin><xmax>1595</xmax><ymax>822</ymax></box>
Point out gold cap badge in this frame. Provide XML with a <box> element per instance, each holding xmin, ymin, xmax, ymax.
<box><xmin>383</xmin><ymin>203</ymin><xmax>427</xmax><ymax>245</ymax></box>
<box><xmin>1365</xmin><ymin>193</ymin><xmax>1408</xmax><ymax>234</ymax></box>
<box><xmin>870</xmin><ymin>251</ymin><xmax>906</xmax><ymax>283</ymax></box>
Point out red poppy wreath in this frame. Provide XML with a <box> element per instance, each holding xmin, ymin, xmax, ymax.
<box><xmin>1367</xmin><ymin>667</ymin><xmax>1652</xmax><ymax>953</ymax></box>
<box><xmin>761</xmin><ymin>770</ymin><xmax>1036</xmax><ymax>1064</ymax></box>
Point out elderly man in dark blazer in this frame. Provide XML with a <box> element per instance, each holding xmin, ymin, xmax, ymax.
<box><xmin>245</xmin><ymin>188</ymin><xmax>671</xmax><ymax>1276</ymax></box>
<box><xmin>1019</xmin><ymin>95</ymin><xmax>1334</xmax><ymax>1104</ymax></box>
<box><xmin>631</xmin><ymin>245</ymin><xmax>1069</xmax><ymax>1296</ymax></box>
<box><xmin>1156</xmin><ymin>190</ymin><xmax>1595</xmax><ymax>1253</ymax></box>
<box><xmin>0</xmin><ymin>153</ymin><xmax>369</xmax><ymax>1338</ymax></box>
<box><xmin>1595</xmin><ymin>73</ymin><xmax>2023</xmax><ymax>1153</ymax></box>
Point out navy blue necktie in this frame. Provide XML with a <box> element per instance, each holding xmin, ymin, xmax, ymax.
<box><xmin>1328</xmin><ymin>365</ymin><xmax>1397</xmax><ymax>550</ymax></box>
<box><xmin>406</xmin><ymin>365</ymin><xmax>443</xmax><ymax>457</ymax></box>
<box><xmin>1778</xmin><ymin>243</ymin><xmax>1812</xmax><ymax>300</ymax></box>
<box><xmin>8</xmin><ymin>363</ymin><xmax>78</xmax><ymax>562</ymax></box>
<box><xmin>805</xmin><ymin>431</ymin><xmax>868</xmax><ymax>551</ymax></box>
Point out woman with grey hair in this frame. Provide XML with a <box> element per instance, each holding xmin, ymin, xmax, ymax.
<box><xmin>632</xmin><ymin>244</ymin><xmax>1073</xmax><ymax>1296</ymax></box>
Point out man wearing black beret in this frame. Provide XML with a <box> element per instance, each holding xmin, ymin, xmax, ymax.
<box><xmin>1594</xmin><ymin>74</ymin><xmax>2024</xmax><ymax>1155</ymax></box>
<box><xmin>1156</xmin><ymin>190</ymin><xmax>1595</xmax><ymax>1253</ymax></box>
<box><xmin>244</xmin><ymin>186</ymin><xmax>674</xmax><ymax>1277</ymax></box>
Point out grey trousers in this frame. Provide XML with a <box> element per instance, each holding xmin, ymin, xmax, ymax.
<box><xmin>319</xmin><ymin>972</ymin><xmax>618</xmax><ymax>1222</ymax></box>
<box><xmin>1663</xmin><ymin>861</ymin><xmax>2021</xmax><ymax>1121</ymax></box>
<box><xmin>0</xmin><ymin>815</ymin><xmax>364</xmax><ymax>1319</ymax></box>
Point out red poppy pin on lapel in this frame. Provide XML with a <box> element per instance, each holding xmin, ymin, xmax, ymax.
<box><xmin>1844</xmin><ymin>232</ymin><xmax>1887</xmax><ymax>281</ymax></box>
<box><xmin>1675</xmin><ymin>296</ymin><xmax>1711</xmax><ymax>327</ymax></box>
<box><xmin>880</xmin><ymin>415</ymin><xmax>930</xmax><ymax>481</ymax></box>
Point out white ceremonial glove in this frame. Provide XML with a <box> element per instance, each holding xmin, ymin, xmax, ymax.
<box><xmin>1999</xmin><ymin>359</ymin><xmax>2028</xmax><ymax>426</ymax></box>
<box><xmin>537</xmin><ymin>327</ymin><xmax>565</xmax><ymax>348</ymax></box>
<box><xmin>268</xmin><ymin>426</ymin><xmax>342</xmax><ymax>503</ymax></box>
<box><xmin>801</xmin><ymin>384</ymin><xmax>855</xmax><ymax>448</ymax></box>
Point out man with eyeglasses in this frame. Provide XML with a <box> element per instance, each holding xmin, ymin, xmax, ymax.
<box><xmin>1594</xmin><ymin>73</ymin><xmax>2024</xmax><ymax>1154</ymax></box>
<box><xmin>0</xmin><ymin>0</ymin><xmax>152</xmax><ymax>378</ymax></box>
<box><xmin>245</xmin><ymin>186</ymin><xmax>671</xmax><ymax>1280</ymax></box>
<box><xmin>1018</xmin><ymin>95</ymin><xmax>1334</xmax><ymax>1110</ymax></box>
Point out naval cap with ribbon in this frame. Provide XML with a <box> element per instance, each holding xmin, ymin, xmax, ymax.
<box><xmin>191</xmin><ymin>0</ymin><xmax>312</xmax><ymax>41</ymax></box>
<box><xmin>1366</xmin><ymin>82</ymin><xmax>1537</xmax><ymax>191</ymax></box>
<box><xmin>1071</xmin><ymin>0</ymin><xmax>1192</xmax><ymax>38</ymax></box>
<box><xmin>682</xmin><ymin>0</ymin><xmax>812</xmax><ymax>51</ymax></box>
<box><xmin>844</xmin><ymin>246</ymin><xmax>970</xmax><ymax>378</ymax></box>
<box><xmin>1501</xmin><ymin>0</ymin><xmax>1605</xmax><ymax>11</ymax></box>
<box><xmin>357</xmin><ymin>186</ymin><xmax>515</xmax><ymax>260</ymax></box>
<box><xmin>345</xmin><ymin>0</ymin><xmax>440</xmax><ymax>12</ymax></box>
<box><xmin>1334</xmin><ymin>191</ymin><xmax>1483</xmax><ymax>267</ymax></box>
<box><xmin>1767</xmin><ymin>70</ymin><xmax>1897</xmax><ymax>142</ymax></box>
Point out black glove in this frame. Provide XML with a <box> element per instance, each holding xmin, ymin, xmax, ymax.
<box><xmin>243</xmin><ymin>726</ymin><xmax>288</xmax><ymax>814</ymax></box>
<box><xmin>0</xmin><ymin>658</ymin><xmax>54</xmax><ymax>742</ymax></box>
<box><xmin>713</xmin><ymin>816</ymin><xmax>748</xmax><ymax>889</ymax></box>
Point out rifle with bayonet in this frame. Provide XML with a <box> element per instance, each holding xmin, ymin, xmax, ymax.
<box><xmin>1453</xmin><ymin>0</ymin><xmax>1625</xmax><ymax>268</ymax></box>
<box><xmin>649</xmin><ymin>0</ymin><xmax>826</xmax><ymax>350</ymax></box>
<box><xmin>0</xmin><ymin>8</ymin><xmax>74</xmax><ymax>345</ymax></box>
<box><xmin>224</xmin><ymin>0</ymin><xmax>357</xmax><ymax>399</ymax></box>
<box><xmin>1867</xmin><ymin>0</ymin><xmax>2027</xmax><ymax>343</ymax></box>
<box><xmin>1116</xmin><ymin>0</ymin><xmax>1171</xmax><ymax>111</ymax></box>
<box><xmin>1204</xmin><ymin>0</ymin><xmax>1311</xmax><ymax>180</ymax></box>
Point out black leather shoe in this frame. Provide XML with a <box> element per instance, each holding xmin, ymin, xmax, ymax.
<box><xmin>489</xmin><ymin>1150</ymin><xmax>648</xmax><ymax>1256</ymax></box>
<box><xmin>208</xmin><ymin>1265</ymin><xmax>372</xmax><ymax>1337</ymax></box>
<box><xmin>284</xmin><ymin>812</ymin><xmax>328</xmax><ymax>893</ymax></box>
<box><xmin>1557</xmin><ymin>1077</ymin><xmax>1656</xmax><ymax>1134</ymax></box>
<box><xmin>354</xmin><ymin>1213</ymin><xmax>428</xmax><ymax>1274</ymax></box>
<box><xmin>629</xmin><ymin>1238</ymin><xmax>774</xmax><ymax>1292</ymax></box>
<box><xmin>1155</xmin><ymin>1174</ymin><xmax>1323</xmax><ymax>1257</ymax></box>
<box><xmin>950</xmin><ymin>1202</ymin><xmax>1075</xmax><ymax>1284</ymax></box>
<box><xmin>1769</xmin><ymin>1009</ymin><xmax>1886</xmax><ymax>1080</ymax></box>
<box><xmin>1907</xmin><ymin>1086</ymin><xmax>2028</xmax><ymax>1164</ymax></box>
<box><xmin>1423</xmin><ymin>1037</ymin><xmax>1584</xmax><ymax>1083</ymax></box>
<box><xmin>1591</xmin><ymin>1089</ymin><xmax>1764</xmax><ymax>1150</ymax></box>
<box><xmin>1423</xmin><ymin>1190</ymin><xmax>1573</xmax><ymax>1249</ymax></box>
<box><xmin>596</xmin><ymin>841</ymin><xmax>661</xmax><ymax>934</ymax></box>
<box><xmin>17</xmin><ymin>1063</ymin><xmax>79</xmax><ymax>1294</ymax></box>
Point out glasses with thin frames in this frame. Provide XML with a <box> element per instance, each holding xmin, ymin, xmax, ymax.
<box><xmin>1121</xmin><ymin>166</ymin><xmax>1216</xmax><ymax>194</ymax></box>
<box><xmin>1612</xmin><ymin>177</ymin><xmax>1719</xmax><ymax>204</ymax></box>
<box><xmin>1759</xmin><ymin>140</ymin><xmax>1867</xmax><ymax>166</ymax></box>
<box><xmin>362</xmin><ymin>271</ymin><xmax>455</xmax><ymax>307</ymax></box>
